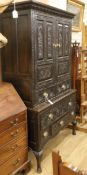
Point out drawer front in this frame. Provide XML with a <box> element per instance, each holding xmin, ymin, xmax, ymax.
<box><xmin>36</xmin><ymin>85</ymin><xmax>57</xmax><ymax>104</ymax></box>
<box><xmin>0</xmin><ymin>148</ymin><xmax>28</xmax><ymax>175</ymax></box>
<box><xmin>0</xmin><ymin>122</ymin><xmax>27</xmax><ymax>147</ymax></box>
<box><xmin>52</xmin><ymin>113</ymin><xmax>74</xmax><ymax>136</ymax></box>
<box><xmin>0</xmin><ymin>136</ymin><xmax>27</xmax><ymax>165</ymax></box>
<box><xmin>57</xmin><ymin>79</ymin><xmax>71</xmax><ymax>96</ymax></box>
<box><xmin>0</xmin><ymin>112</ymin><xmax>26</xmax><ymax>133</ymax></box>
<box><xmin>40</xmin><ymin>128</ymin><xmax>51</xmax><ymax>147</ymax></box>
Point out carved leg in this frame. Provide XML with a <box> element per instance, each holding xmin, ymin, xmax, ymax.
<box><xmin>34</xmin><ymin>150</ymin><xmax>43</xmax><ymax>173</ymax></box>
<box><xmin>72</xmin><ymin>120</ymin><xmax>77</xmax><ymax>135</ymax></box>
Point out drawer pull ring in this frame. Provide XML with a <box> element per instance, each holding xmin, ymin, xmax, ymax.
<box><xmin>43</xmin><ymin>92</ymin><xmax>53</xmax><ymax>105</ymax></box>
<box><xmin>13</xmin><ymin>158</ymin><xmax>21</xmax><ymax>166</ymax></box>
<box><xmin>68</xmin><ymin>102</ymin><xmax>72</xmax><ymax>106</ymax></box>
<box><xmin>62</xmin><ymin>84</ymin><xmax>66</xmax><ymax>90</ymax></box>
<box><xmin>11</xmin><ymin>129</ymin><xmax>19</xmax><ymax>137</ymax></box>
<box><xmin>11</xmin><ymin>144</ymin><xmax>19</xmax><ymax>151</ymax></box>
<box><xmin>49</xmin><ymin>113</ymin><xmax>53</xmax><ymax>120</ymax></box>
<box><xmin>10</xmin><ymin>118</ymin><xmax>19</xmax><ymax>126</ymax></box>
<box><xmin>60</xmin><ymin>120</ymin><xmax>64</xmax><ymax>126</ymax></box>
<box><xmin>71</xmin><ymin>111</ymin><xmax>74</xmax><ymax>116</ymax></box>
<box><xmin>43</xmin><ymin>131</ymin><xmax>48</xmax><ymax>137</ymax></box>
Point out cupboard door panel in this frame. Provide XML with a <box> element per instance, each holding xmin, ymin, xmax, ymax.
<box><xmin>35</xmin><ymin>15</ymin><xmax>45</xmax><ymax>61</ymax></box>
<box><xmin>63</xmin><ymin>23</ymin><xmax>71</xmax><ymax>57</ymax></box>
<box><xmin>34</xmin><ymin>14</ymin><xmax>55</xmax><ymax>87</ymax></box>
<box><xmin>56</xmin><ymin>22</ymin><xmax>63</xmax><ymax>58</ymax></box>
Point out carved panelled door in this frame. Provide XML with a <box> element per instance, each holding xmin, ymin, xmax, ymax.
<box><xmin>34</xmin><ymin>14</ymin><xmax>55</xmax><ymax>88</ymax></box>
<box><xmin>56</xmin><ymin>19</ymin><xmax>71</xmax><ymax>93</ymax></box>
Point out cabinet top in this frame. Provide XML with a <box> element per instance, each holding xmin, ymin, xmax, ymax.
<box><xmin>4</xmin><ymin>0</ymin><xmax>74</xmax><ymax>19</ymax></box>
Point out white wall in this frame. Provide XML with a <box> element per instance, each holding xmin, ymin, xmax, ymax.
<box><xmin>48</xmin><ymin>0</ymin><xmax>67</xmax><ymax>10</ymax></box>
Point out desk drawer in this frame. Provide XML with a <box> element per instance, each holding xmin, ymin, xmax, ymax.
<box><xmin>0</xmin><ymin>112</ymin><xmax>26</xmax><ymax>133</ymax></box>
<box><xmin>0</xmin><ymin>148</ymin><xmax>28</xmax><ymax>175</ymax></box>
<box><xmin>0</xmin><ymin>136</ymin><xmax>27</xmax><ymax>165</ymax></box>
<box><xmin>0</xmin><ymin>122</ymin><xmax>27</xmax><ymax>147</ymax></box>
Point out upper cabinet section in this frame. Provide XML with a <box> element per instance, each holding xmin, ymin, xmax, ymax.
<box><xmin>1</xmin><ymin>1</ymin><xmax>74</xmax><ymax>106</ymax></box>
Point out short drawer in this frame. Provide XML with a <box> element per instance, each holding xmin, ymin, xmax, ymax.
<box><xmin>0</xmin><ymin>148</ymin><xmax>28</xmax><ymax>175</ymax></box>
<box><xmin>36</xmin><ymin>85</ymin><xmax>57</xmax><ymax>104</ymax></box>
<box><xmin>52</xmin><ymin>113</ymin><xmax>74</xmax><ymax>136</ymax></box>
<box><xmin>0</xmin><ymin>122</ymin><xmax>27</xmax><ymax>147</ymax></box>
<box><xmin>0</xmin><ymin>136</ymin><xmax>28</xmax><ymax>166</ymax></box>
<box><xmin>0</xmin><ymin>112</ymin><xmax>27</xmax><ymax>133</ymax></box>
<box><xmin>57</xmin><ymin>79</ymin><xmax>71</xmax><ymax>95</ymax></box>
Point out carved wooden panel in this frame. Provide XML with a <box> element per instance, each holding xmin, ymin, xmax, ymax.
<box><xmin>63</xmin><ymin>24</ymin><xmax>70</xmax><ymax>56</ymax></box>
<box><xmin>35</xmin><ymin>16</ymin><xmax>44</xmax><ymax>61</ymax></box>
<box><xmin>46</xmin><ymin>20</ymin><xmax>54</xmax><ymax>60</ymax></box>
<box><xmin>56</xmin><ymin>22</ymin><xmax>63</xmax><ymax>58</ymax></box>
<box><xmin>58</xmin><ymin>60</ymin><xmax>70</xmax><ymax>75</ymax></box>
<box><xmin>37</xmin><ymin>64</ymin><xmax>53</xmax><ymax>82</ymax></box>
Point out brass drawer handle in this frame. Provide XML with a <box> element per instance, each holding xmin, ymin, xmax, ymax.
<box><xmin>11</xmin><ymin>144</ymin><xmax>19</xmax><ymax>151</ymax></box>
<box><xmin>43</xmin><ymin>92</ymin><xmax>48</xmax><ymax>98</ymax></box>
<box><xmin>43</xmin><ymin>92</ymin><xmax>53</xmax><ymax>105</ymax></box>
<box><xmin>68</xmin><ymin>101</ymin><xmax>72</xmax><ymax>106</ymax></box>
<box><xmin>43</xmin><ymin>131</ymin><xmax>48</xmax><ymax>137</ymax></box>
<box><xmin>71</xmin><ymin>111</ymin><xmax>74</xmax><ymax>116</ymax></box>
<box><xmin>60</xmin><ymin>120</ymin><xmax>64</xmax><ymax>126</ymax></box>
<box><xmin>48</xmin><ymin>113</ymin><xmax>53</xmax><ymax>120</ymax></box>
<box><xmin>62</xmin><ymin>84</ymin><xmax>66</xmax><ymax>90</ymax></box>
<box><xmin>11</xmin><ymin>129</ymin><xmax>19</xmax><ymax>137</ymax></box>
<box><xmin>13</xmin><ymin>158</ymin><xmax>21</xmax><ymax>166</ymax></box>
<box><xmin>10</xmin><ymin>118</ymin><xmax>19</xmax><ymax>126</ymax></box>
<box><xmin>56</xmin><ymin>43</ymin><xmax>61</xmax><ymax>48</ymax></box>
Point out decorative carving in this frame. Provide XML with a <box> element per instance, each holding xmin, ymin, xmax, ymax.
<box><xmin>58</xmin><ymin>24</ymin><xmax>63</xmax><ymax>57</ymax></box>
<box><xmin>64</xmin><ymin>25</ymin><xmax>70</xmax><ymax>56</ymax></box>
<box><xmin>58</xmin><ymin>61</ymin><xmax>70</xmax><ymax>75</ymax></box>
<box><xmin>37</xmin><ymin>22</ymin><xmax>44</xmax><ymax>60</ymax></box>
<box><xmin>46</xmin><ymin>23</ymin><xmax>53</xmax><ymax>59</ymax></box>
<box><xmin>57</xmin><ymin>79</ymin><xmax>71</xmax><ymax>94</ymax></box>
<box><xmin>37</xmin><ymin>64</ymin><xmax>53</xmax><ymax>82</ymax></box>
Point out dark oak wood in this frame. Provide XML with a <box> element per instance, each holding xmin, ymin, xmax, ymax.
<box><xmin>1</xmin><ymin>1</ymin><xmax>76</xmax><ymax>172</ymax></box>
<box><xmin>0</xmin><ymin>82</ymin><xmax>29</xmax><ymax>175</ymax></box>
<box><xmin>52</xmin><ymin>151</ymin><xmax>87</xmax><ymax>175</ymax></box>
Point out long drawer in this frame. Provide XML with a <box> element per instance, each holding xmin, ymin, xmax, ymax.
<box><xmin>0</xmin><ymin>122</ymin><xmax>27</xmax><ymax>147</ymax></box>
<box><xmin>0</xmin><ymin>112</ymin><xmax>26</xmax><ymax>133</ymax></box>
<box><xmin>0</xmin><ymin>136</ymin><xmax>27</xmax><ymax>166</ymax></box>
<box><xmin>0</xmin><ymin>148</ymin><xmax>28</xmax><ymax>175</ymax></box>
